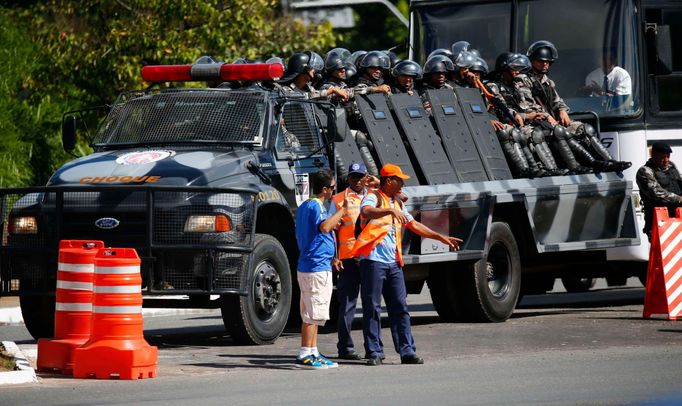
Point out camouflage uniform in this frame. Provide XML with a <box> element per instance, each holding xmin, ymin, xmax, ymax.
<box><xmin>636</xmin><ymin>160</ymin><xmax>682</xmax><ymax>238</ymax></box>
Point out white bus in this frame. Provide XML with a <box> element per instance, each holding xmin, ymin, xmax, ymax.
<box><xmin>409</xmin><ymin>0</ymin><xmax>682</xmax><ymax>289</ymax></box>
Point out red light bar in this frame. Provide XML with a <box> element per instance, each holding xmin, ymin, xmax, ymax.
<box><xmin>141</xmin><ymin>65</ymin><xmax>192</xmax><ymax>82</ymax></box>
<box><xmin>141</xmin><ymin>63</ymin><xmax>283</xmax><ymax>83</ymax></box>
<box><xmin>220</xmin><ymin>63</ymin><xmax>284</xmax><ymax>81</ymax></box>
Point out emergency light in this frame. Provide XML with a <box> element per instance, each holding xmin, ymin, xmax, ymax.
<box><xmin>141</xmin><ymin>63</ymin><xmax>284</xmax><ymax>83</ymax></box>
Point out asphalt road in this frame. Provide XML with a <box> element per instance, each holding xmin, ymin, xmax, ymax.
<box><xmin>2</xmin><ymin>278</ymin><xmax>682</xmax><ymax>406</ymax></box>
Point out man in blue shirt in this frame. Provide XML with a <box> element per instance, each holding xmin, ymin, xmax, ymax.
<box><xmin>295</xmin><ymin>169</ymin><xmax>349</xmax><ymax>369</ymax></box>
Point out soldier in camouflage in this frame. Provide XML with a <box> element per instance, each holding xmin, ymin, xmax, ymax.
<box><xmin>636</xmin><ymin>142</ymin><xmax>682</xmax><ymax>240</ymax></box>
<box><xmin>526</xmin><ymin>40</ymin><xmax>631</xmax><ymax>173</ymax></box>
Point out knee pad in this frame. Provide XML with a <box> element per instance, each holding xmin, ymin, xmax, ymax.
<box><xmin>496</xmin><ymin>126</ymin><xmax>513</xmax><ymax>142</ymax></box>
<box><xmin>511</xmin><ymin>128</ymin><xmax>527</xmax><ymax>146</ymax></box>
<box><xmin>583</xmin><ymin>123</ymin><xmax>597</xmax><ymax>138</ymax></box>
<box><xmin>553</xmin><ymin>125</ymin><xmax>570</xmax><ymax>140</ymax></box>
<box><xmin>355</xmin><ymin>131</ymin><xmax>369</xmax><ymax>147</ymax></box>
<box><xmin>531</xmin><ymin>127</ymin><xmax>546</xmax><ymax>144</ymax></box>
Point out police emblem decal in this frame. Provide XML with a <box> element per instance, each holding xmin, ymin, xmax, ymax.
<box><xmin>115</xmin><ymin>150</ymin><xmax>176</xmax><ymax>165</ymax></box>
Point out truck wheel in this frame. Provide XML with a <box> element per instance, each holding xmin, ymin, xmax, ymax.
<box><xmin>20</xmin><ymin>294</ymin><xmax>55</xmax><ymax>340</ymax></box>
<box><xmin>457</xmin><ymin>221</ymin><xmax>521</xmax><ymax>322</ymax></box>
<box><xmin>221</xmin><ymin>234</ymin><xmax>292</xmax><ymax>345</ymax></box>
<box><xmin>561</xmin><ymin>276</ymin><xmax>596</xmax><ymax>293</ymax></box>
<box><xmin>427</xmin><ymin>267</ymin><xmax>466</xmax><ymax>322</ymax></box>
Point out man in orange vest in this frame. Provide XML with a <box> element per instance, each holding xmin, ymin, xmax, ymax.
<box><xmin>330</xmin><ymin>161</ymin><xmax>372</xmax><ymax>360</ymax></box>
<box><xmin>351</xmin><ymin>163</ymin><xmax>462</xmax><ymax>366</ymax></box>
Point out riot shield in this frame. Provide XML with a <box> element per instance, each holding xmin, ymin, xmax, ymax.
<box><xmin>388</xmin><ymin>93</ymin><xmax>457</xmax><ymax>185</ymax></box>
<box><xmin>424</xmin><ymin>89</ymin><xmax>489</xmax><ymax>182</ymax></box>
<box><xmin>454</xmin><ymin>87</ymin><xmax>513</xmax><ymax>180</ymax></box>
<box><xmin>355</xmin><ymin>94</ymin><xmax>419</xmax><ymax>186</ymax></box>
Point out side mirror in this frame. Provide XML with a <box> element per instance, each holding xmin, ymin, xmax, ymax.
<box><xmin>61</xmin><ymin>115</ymin><xmax>77</xmax><ymax>153</ymax></box>
<box><xmin>645</xmin><ymin>23</ymin><xmax>673</xmax><ymax>75</ymax></box>
<box><xmin>333</xmin><ymin>108</ymin><xmax>348</xmax><ymax>142</ymax></box>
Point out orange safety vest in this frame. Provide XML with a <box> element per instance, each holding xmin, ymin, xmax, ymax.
<box><xmin>331</xmin><ymin>188</ymin><xmax>365</xmax><ymax>260</ymax></box>
<box><xmin>350</xmin><ymin>190</ymin><xmax>405</xmax><ymax>267</ymax></box>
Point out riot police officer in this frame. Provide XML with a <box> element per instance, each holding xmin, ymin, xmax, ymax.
<box><xmin>391</xmin><ymin>60</ymin><xmax>422</xmax><ymax>95</ymax></box>
<box><xmin>636</xmin><ymin>142</ymin><xmax>682</xmax><ymax>240</ymax></box>
<box><xmin>450</xmin><ymin>51</ymin><xmax>477</xmax><ymax>88</ymax></box>
<box><xmin>526</xmin><ymin>40</ymin><xmax>631</xmax><ymax>173</ymax></box>
<box><xmin>352</xmin><ymin>51</ymin><xmax>392</xmax><ymax>95</ymax></box>
<box><xmin>420</xmin><ymin>55</ymin><xmax>454</xmax><ymax>91</ymax></box>
<box><xmin>280</xmin><ymin>51</ymin><xmax>348</xmax><ymax>101</ymax></box>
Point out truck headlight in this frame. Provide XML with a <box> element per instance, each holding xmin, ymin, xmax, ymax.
<box><xmin>9</xmin><ymin>216</ymin><xmax>38</xmax><ymax>234</ymax></box>
<box><xmin>184</xmin><ymin>214</ymin><xmax>232</xmax><ymax>233</ymax></box>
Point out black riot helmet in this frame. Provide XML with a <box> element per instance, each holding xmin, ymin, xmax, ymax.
<box><xmin>359</xmin><ymin>51</ymin><xmax>391</xmax><ymax>70</ymax></box>
<box><xmin>451</xmin><ymin>41</ymin><xmax>481</xmax><ymax>59</ymax></box>
<box><xmin>453</xmin><ymin>51</ymin><xmax>476</xmax><ymax>69</ymax></box>
<box><xmin>344</xmin><ymin>62</ymin><xmax>357</xmax><ymax>81</ymax></box>
<box><xmin>282</xmin><ymin>51</ymin><xmax>324</xmax><ymax>82</ymax></box>
<box><xmin>527</xmin><ymin>40</ymin><xmax>558</xmax><ymax>62</ymax></box>
<box><xmin>349</xmin><ymin>50</ymin><xmax>368</xmax><ymax>67</ymax></box>
<box><xmin>470</xmin><ymin>56</ymin><xmax>489</xmax><ymax>75</ymax></box>
<box><xmin>509</xmin><ymin>54</ymin><xmax>532</xmax><ymax>72</ymax></box>
<box><xmin>424</xmin><ymin>55</ymin><xmax>455</xmax><ymax>74</ymax></box>
<box><xmin>391</xmin><ymin>60</ymin><xmax>423</xmax><ymax>79</ymax></box>
<box><xmin>494</xmin><ymin>52</ymin><xmax>514</xmax><ymax>72</ymax></box>
<box><xmin>427</xmin><ymin>48</ymin><xmax>454</xmax><ymax>60</ymax></box>
<box><xmin>384</xmin><ymin>51</ymin><xmax>402</xmax><ymax>68</ymax></box>
<box><xmin>324</xmin><ymin>48</ymin><xmax>351</xmax><ymax>72</ymax></box>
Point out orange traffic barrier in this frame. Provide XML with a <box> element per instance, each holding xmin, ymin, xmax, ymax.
<box><xmin>37</xmin><ymin>240</ymin><xmax>104</xmax><ymax>374</ymax></box>
<box><xmin>644</xmin><ymin>207</ymin><xmax>682</xmax><ymax>320</ymax></box>
<box><xmin>73</xmin><ymin>248</ymin><xmax>157</xmax><ymax>379</ymax></box>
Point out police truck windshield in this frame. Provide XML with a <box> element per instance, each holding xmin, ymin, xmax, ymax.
<box><xmin>412</xmin><ymin>0</ymin><xmax>640</xmax><ymax>118</ymax></box>
<box><xmin>93</xmin><ymin>89</ymin><xmax>267</xmax><ymax>146</ymax></box>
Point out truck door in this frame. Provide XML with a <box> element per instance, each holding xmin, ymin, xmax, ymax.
<box><xmin>272</xmin><ymin>100</ymin><xmax>329</xmax><ymax>209</ymax></box>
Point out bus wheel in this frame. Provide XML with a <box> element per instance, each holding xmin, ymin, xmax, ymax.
<box><xmin>221</xmin><ymin>234</ymin><xmax>291</xmax><ymax>345</ymax></box>
<box><xmin>457</xmin><ymin>221</ymin><xmax>521</xmax><ymax>322</ymax></box>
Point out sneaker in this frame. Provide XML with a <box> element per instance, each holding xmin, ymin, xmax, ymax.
<box><xmin>295</xmin><ymin>354</ymin><xmax>328</xmax><ymax>370</ymax></box>
<box><xmin>316</xmin><ymin>354</ymin><xmax>338</xmax><ymax>368</ymax></box>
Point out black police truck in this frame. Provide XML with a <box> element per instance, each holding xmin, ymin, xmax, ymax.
<box><xmin>0</xmin><ymin>61</ymin><xmax>639</xmax><ymax>344</ymax></box>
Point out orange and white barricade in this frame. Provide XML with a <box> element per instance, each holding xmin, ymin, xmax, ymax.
<box><xmin>37</xmin><ymin>240</ymin><xmax>104</xmax><ymax>374</ymax></box>
<box><xmin>643</xmin><ymin>207</ymin><xmax>682</xmax><ymax>320</ymax></box>
<box><xmin>73</xmin><ymin>248</ymin><xmax>157</xmax><ymax>379</ymax></box>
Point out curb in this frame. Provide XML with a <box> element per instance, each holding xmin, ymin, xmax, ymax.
<box><xmin>1</xmin><ymin>341</ymin><xmax>37</xmax><ymax>385</ymax></box>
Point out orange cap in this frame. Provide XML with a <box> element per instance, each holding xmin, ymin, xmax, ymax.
<box><xmin>380</xmin><ymin>163</ymin><xmax>411</xmax><ymax>179</ymax></box>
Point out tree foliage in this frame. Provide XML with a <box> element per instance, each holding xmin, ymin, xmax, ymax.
<box><xmin>1</xmin><ymin>1</ymin><xmax>336</xmax><ymax>186</ymax></box>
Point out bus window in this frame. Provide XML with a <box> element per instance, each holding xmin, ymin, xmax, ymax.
<box><xmin>645</xmin><ymin>8</ymin><xmax>682</xmax><ymax>114</ymax></box>
<box><xmin>411</xmin><ymin>2</ymin><xmax>511</xmax><ymax>66</ymax></box>
<box><xmin>516</xmin><ymin>0</ymin><xmax>640</xmax><ymax>118</ymax></box>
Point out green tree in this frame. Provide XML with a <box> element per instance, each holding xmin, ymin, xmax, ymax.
<box><xmin>1</xmin><ymin>1</ymin><xmax>336</xmax><ymax>186</ymax></box>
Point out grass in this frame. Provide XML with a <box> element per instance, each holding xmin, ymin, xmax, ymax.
<box><xmin>0</xmin><ymin>343</ymin><xmax>16</xmax><ymax>371</ymax></box>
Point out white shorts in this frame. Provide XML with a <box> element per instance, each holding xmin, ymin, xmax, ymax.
<box><xmin>297</xmin><ymin>271</ymin><xmax>333</xmax><ymax>326</ymax></box>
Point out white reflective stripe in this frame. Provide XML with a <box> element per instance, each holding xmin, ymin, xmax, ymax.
<box><xmin>56</xmin><ymin>281</ymin><xmax>93</xmax><ymax>291</ymax></box>
<box><xmin>94</xmin><ymin>285</ymin><xmax>140</xmax><ymax>294</ymax></box>
<box><xmin>665</xmin><ymin>269</ymin><xmax>682</xmax><ymax>292</ymax></box>
<box><xmin>662</xmin><ymin>224</ymin><xmax>682</xmax><ymax>257</ymax></box>
<box><xmin>664</xmin><ymin>249</ymin><xmax>682</xmax><ymax>276</ymax></box>
<box><xmin>93</xmin><ymin>305</ymin><xmax>142</xmax><ymax>314</ymax></box>
<box><xmin>660</xmin><ymin>222</ymin><xmax>680</xmax><ymax>245</ymax></box>
<box><xmin>56</xmin><ymin>302</ymin><xmax>92</xmax><ymax>312</ymax></box>
<box><xmin>666</xmin><ymin>282</ymin><xmax>682</xmax><ymax>303</ymax></box>
<box><xmin>58</xmin><ymin>263</ymin><xmax>95</xmax><ymax>273</ymax></box>
<box><xmin>670</xmin><ymin>301</ymin><xmax>682</xmax><ymax>317</ymax></box>
<box><xmin>95</xmin><ymin>265</ymin><xmax>140</xmax><ymax>275</ymax></box>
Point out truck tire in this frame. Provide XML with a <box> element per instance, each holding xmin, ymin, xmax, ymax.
<box><xmin>20</xmin><ymin>294</ymin><xmax>55</xmax><ymax>340</ymax></box>
<box><xmin>456</xmin><ymin>221</ymin><xmax>521</xmax><ymax>322</ymax></box>
<box><xmin>561</xmin><ymin>276</ymin><xmax>596</xmax><ymax>293</ymax></box>
<box><xmin>221</xmin><ymin>234</ymin><xmax>292</xmax><ymax>345</ymax></box>
<box><xmin>427</xmin><ymin>267</ymin><xmax>467</xmax><ymax>322</ymax></box>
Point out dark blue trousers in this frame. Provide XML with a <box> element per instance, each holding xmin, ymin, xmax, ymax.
<box><xmin>360</xmin><ymin>259</ymin><xmax>416</xmax><ymax>358</ymax></box>
<box><xmin>336</xmin><ymin>259</ymin><xmax>361</xmax><ymax>355</ymax></box>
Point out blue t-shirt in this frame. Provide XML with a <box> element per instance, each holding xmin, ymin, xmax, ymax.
<box><xmin>358</xmin><ymin>192</ymin><xmax>413</xmax><ymax>264</ymax></box>
<box><xmin>295</xmin><ymin>198</ymin><xmax>336</xmax><ymax>273</ymax></box>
